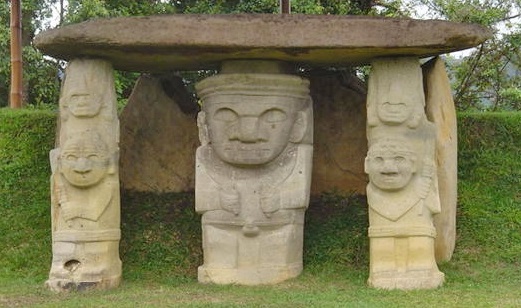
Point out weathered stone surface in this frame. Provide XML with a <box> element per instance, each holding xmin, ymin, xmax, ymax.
<box><xmin>47</xmin><ymin>59</ymin><xmax>121</xmax><ymax>292</ymax></box>
<box><xmin>119</xmin><ymin>75</ymin><xmax>199</xmax><ymax>193</ymax></box>
<box><xmin>423</xmin><ymin>57</ymin><xmax>458</xmax><ymax>263</ymax></box>
<box><xmin>195</xmin><ymin>61</ymin><xmax>312</xmax><ymax>285</ymax></box>
<box><xmin>366</xmin><ymin>58</ymin><xmax>444</xmax><ymax>290</ymax></box>
<box><xmin>34</xmin><ymin>15</ymin><xmax>491</xmax><ymax>71</ymax></box>
<box><xmin>310</xmin><ymin>71</ymin><xmax>368</xmax><ymax>194</ymax></box>
<box><xmin>119</xmin><ymin>70</ymin><xmax>368</xmax><ymax>195</ymax></box>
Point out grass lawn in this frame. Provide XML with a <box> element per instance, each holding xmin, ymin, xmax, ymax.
<box><xmin>1</xmin><ymin>262</ymin><xmax>520</xmax><ymax>307</ymax></box>
<box><xmin>0</xmin><ymin>110</ymin><xmax>520</xmax><ymax>307</ymax></box>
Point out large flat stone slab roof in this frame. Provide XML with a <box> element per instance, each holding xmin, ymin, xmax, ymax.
<box><xmin>34</xmin><ymin>14</ymin><xmax>490</xmax><ymax>71</ymax></box>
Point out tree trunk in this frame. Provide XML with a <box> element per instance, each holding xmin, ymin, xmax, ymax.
<box><xmin>60</xmin><ymin>0</ymin><xmax>64</xmax><ymax>25</ymax></box>
<box><xmin>10</xmin><ymin>0</ymin><xmax>23</xmax><ymax>109</ymax></box>
<box><xmin>280</xmin><ymin>0</ymin><xmax>290</xmax><ymax>14</ymax></box>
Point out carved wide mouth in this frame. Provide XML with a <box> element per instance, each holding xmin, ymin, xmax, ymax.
<box><xmin>223</xmin><ymin>148</ymin><xmax>273</xmax><ymax>164</ymax></box>
<box><xmin>66</xmin><ymin>171</ymin><xmax>104</xmax><ymax>187</ymax></box>
<box><xmin>70</xmin><ymin>93</ymin><xmax>90</xmax><ymax>100</ymax></box>
<box><xmin>381</xmin><ymin>102</ymin><xmax>406</xmax><ymax>114</ymax></box>
<box><xmin>73</xmin><ymin>170</ymin><xmax>92</xmax><ymax>177</ymax></box>
<box><xmin>380</xmin><ymin>171</ymin><xmax>400</xmax><ymax>178</ymax></box>
<box><xmin>67</xmin><ymin>94</ymin><xmax>102</xmax><ymax>114</ymax></box>
<box><xmin>69</xmin><ymin>94</ymin><xmax>92</xmax><ymax>106</ymax></box>
<box><xmin>223</xmin><ymin>142</ymin><xmax>273</xmax><ymax>154</ymax></box>
<box><xmin>224</xmin><ymin>147</ymin><xmax>271</xmax><ymax>153</ymax></box>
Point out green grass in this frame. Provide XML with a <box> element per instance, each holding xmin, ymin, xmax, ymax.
<box><xmin>456</xmin><ymin>112</ymin><xmax>521</xmax><ymax>267</ymax></box>
<box><xmin>0</xmin><ymin>109</ymin><xmax>520</xmax><ymax>307</ymax></box>
<box><xmin>0</xmin><ymin>108</ymin><xmax>56</xmax><ymax>283</ymax></box>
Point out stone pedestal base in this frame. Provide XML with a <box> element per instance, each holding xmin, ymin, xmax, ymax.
<box><xmin>368</xmin><ymin>234</ymin><xmax>444</xmax><ymax>290</ymax></box>
<box><xmin>199</xmin><ymin>221</ymin><xmax>304</xmax><ymax>285</ymax></box>
<box><xmin>46</xmin><ymin>240</ymin><xmax>121</xmax><ymax>292</ymax></box>
<box><xmin>368</xmin><ymin>269</ymin><xmax>444</xmax><ymax>290</ymax></box>
<box><xmin>46</xmin><ymin>275</ymin><xmax>121</xmax><ymax>293</ymax></box>
<box><xmin>198</xmin><ymin>263</ymin><xmax>302</xmax><ymax>285</ymax></box>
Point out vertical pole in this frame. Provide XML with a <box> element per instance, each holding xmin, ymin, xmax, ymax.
<box><xmin>59</xmin><ymin>0</ymin><xmax>64</xmax><ymax>25</ymax></box>
<box><xmin>10</xmin><ymin>0</ymin><xmax>23</xmax><ymax>109</ymax></box>
<box><xmin>280</xmin><ymin>0</ymin><xmax>290</xmax><ymax>14</ymax></box>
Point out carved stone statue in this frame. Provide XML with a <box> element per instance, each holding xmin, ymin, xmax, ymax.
<box><xmin>365</xmin><ymin>137</ymin><xmax>444</xmax><ymax>289</ymax></box>
<box><xmin>47</xmin><ymin>131</ymin><xmax>121</xmax><ymax>291</ymax></box>
<box><xmin>195</xmin><ymin>62</ymin><xmax>313</xmax><ymax>285</ymax></box>
<box><xmin>367</xmin><ymin>58</ymin><xmax>426</xmax><ymax>130</ymax></box>
<box><xmin>365</xmin><ymin>58</ymin><xmax>444</xmax><ymax>290</ymax></box>
<box><xmin>47</xmin><ymin>59</ymin><xmax>121</xmax><ymax>292</ymax></box>
<box><xmin>59</xmin><ymin>59</ymin><xmax>117</xmax><ymax>120</ymax></box>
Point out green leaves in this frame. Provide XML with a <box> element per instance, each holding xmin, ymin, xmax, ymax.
<box><xmin>415</xmin><ymin>0</ymin><xmax>521</xmax><ymax>111</ymax></box>
<box><xmin>65</xmin><ymin>0</ymin><xmax>110</xmax><ymax>24</ymax></box>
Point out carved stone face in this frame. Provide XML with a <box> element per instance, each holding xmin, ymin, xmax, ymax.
<box><xmin>365</xmin><ymin>142</ymin><xmax>417</xmax><ymax>191</ymax></box>
<box><xmin>66</xmin><ymin>92</ymin><xmax>103</xmax><ymax>118</ymax></box>
<box><xmin>376</xmin><ymin>82</ymin><xmax>415</xmax><ymax>125</ymax></box>
<box><xmin>62</xmin><ymin>61</ymin><xmax>106</xmax><ymax>118</ymax></box>
<box><xmin>205</xmin><ymin>95</ymin><xmax>302</xmax><ymax>166</ymax></box>
<box><xmin>60</xmin><ymin>135</ymin><xmax>111</xmax><ymax>188</ymax></box>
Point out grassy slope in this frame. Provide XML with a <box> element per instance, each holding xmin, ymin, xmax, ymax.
<box><xmin>0</xmin><ymin>109</ymin><xmax>520</xmax><ymax>307</ymax></box>
<box><xmin>0</xmin><ymin>109</ymin><xmax>55</xmax><ymax>282</ymax></box>
<box><xmin>456</xmin><ymin>112</ymin><xmax>521</xmax><ymax>267</ymax></box>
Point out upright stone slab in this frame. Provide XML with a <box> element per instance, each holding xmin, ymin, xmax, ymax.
<box><xmin>195</xmin><ymin>61</ymin><xmax>313</xmax><ymax>285</ymax></box>
<box><xmin>119</xmin><ymin>74</ymin><xmax>199</xmax><ymax>193</ymax></box>
<box><xmin>422</xmin><ymin>57</ymin><xmax>458</xmax><ymax>262</ymax></box>
<box><xmin>310</xmin><ymin>72</ymin><xmax>368</xmax><ymax>194</ymax></box>
<box><xmin>365</xmin><ymin>58</ymin><xmax>444</xmax><ymax>290</ymax></box>
<box><xmin>46</xmin><ymin>59</ymin><xmax>121</xmax><ymax>292</ymax></box>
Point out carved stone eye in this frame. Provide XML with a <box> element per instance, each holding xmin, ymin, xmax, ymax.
<box><xmin>65</xmin><ymin>154</ymin><xmax>78</xmax><ymax>161</ymax></box>
<box><xmin>87</xmin><ymin>154</ymin><xmax>100</xmax><ymax>160</ymax></box>
<box><xmin>394</xmin><ymin>156</ymin><xmax>406</xmax><ymax>164</ymax></box>
<box><xmin>374</xmin><ymin>156</ymin><xmax>384</xmax><ymax>165</ymax></box>
<box><xmin>262</xmin><ymin>109</ymin><xmax>287</xmax><ymax>123</ymax></box>
<box><xmin>213</xmin><ymin>108</ymin><xmax>238</xmax><ymax>122</ymax></box>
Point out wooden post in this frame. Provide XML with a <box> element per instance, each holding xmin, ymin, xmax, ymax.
<box><xmin>10</xmin><ymin>0</ymin><xmax>23</xmax><ymax>109</ymax></box>
<box><xmin>280</xmin><ymin>0</ymin><xmax>290</xmax><ymax>14</ymax></box>
<box><xmin>59</xmin><ymin>0</ymin><xmax>64</xmax><ymax>25</ymax></box>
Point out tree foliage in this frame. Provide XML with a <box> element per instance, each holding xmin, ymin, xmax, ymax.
<box><xmin>2</xmin><ymin>0</ymin><xmax>520</xmax><ymax>110</ymax></box>
<box><xmin>0</xmin><ymin>0</ymin><xmax>60</xmax><ymax>108</ymax></box>
<box><xmin>412</xmin><ymin>0</ymin><xmax>521</xmax><ymax>110</ymax></box>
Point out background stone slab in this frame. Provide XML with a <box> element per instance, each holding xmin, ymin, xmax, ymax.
<box><xmin>310</xmin><ymin>71</ymin><xmax>368</xmax><ymax>195</ymax></box>
<box><xmin>119</xmin><ymin>75</ymin><xmax>199</xmax><ymax>193</ymax></box>
<box><xmin>423</xmin><ymin>57</ymin><xmax>458</xmax><ymax>262</ymax></box>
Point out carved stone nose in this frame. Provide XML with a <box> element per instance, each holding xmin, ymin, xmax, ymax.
<box><xmin>381</xmin><ymin>159</ymin><xmax>398</xmax><ymax>173</ymax></box>
<box><xmin>238</xmin><ymin>116</ymin><xmax>260</xmax><ymax>143</ymax></box>
<box><xmin>74</xmin><ymin>157</ymin><xmax>92</xmax><ymax>173</ymax></box>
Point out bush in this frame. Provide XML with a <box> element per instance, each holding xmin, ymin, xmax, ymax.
<box><xmin>0</xmin><ymin>108</ymin><xmax>57</xmax><ymax>279</ymax></box>
<box><xmin>0</xmin><ymin>109</ymin><xmax>519</xmax><ymax>284</ymax></box>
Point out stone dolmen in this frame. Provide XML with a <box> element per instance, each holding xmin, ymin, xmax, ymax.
<box><xmin>34</xmin><ymin>14</ymin><xmax>489</xmax><ymax>291</ymax></box>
